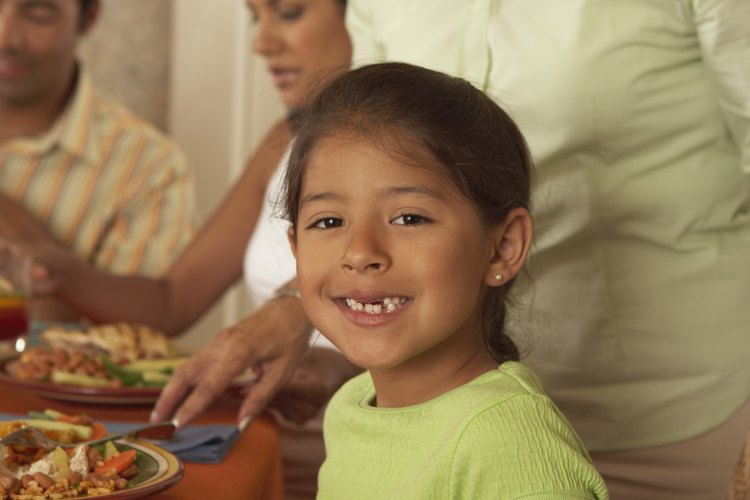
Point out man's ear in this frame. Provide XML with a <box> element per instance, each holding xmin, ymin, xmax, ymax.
<box><xmin>484</xmin><ymin>207</ymin><xmax>532</xmax><ymax>286</ymax></box>
<box><xmin>288</xmin><ymin>226</ymin><xmax>298</xmax><ymax>259</ymax></box>
<box><xmin>79</xmin><ymin>0</ymin><xmax>100</xmax><ymax>35</ymax></box>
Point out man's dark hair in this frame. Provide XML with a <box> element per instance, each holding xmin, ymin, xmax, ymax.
<box><xmin>77</xmin><ymin>0</ymin><xmax>96</xmax><ymax>29</ymax></box>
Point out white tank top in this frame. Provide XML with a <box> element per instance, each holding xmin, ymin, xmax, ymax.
<box><xmin>243</xmin><ymin>149</ymin><xmax>335</xmax><ymax>349</ymax></box>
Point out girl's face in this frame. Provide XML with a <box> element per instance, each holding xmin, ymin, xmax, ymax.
<box><xmin>291</xmin><ymin>133</ymin><xmax>497</xmax><ymax>384</ymax></box>
<box><xmin>246</xmin><ymin>0</ymin><xmax>351</xmax><ymax>110</ymax></box>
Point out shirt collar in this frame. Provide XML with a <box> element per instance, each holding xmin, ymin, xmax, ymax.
<box><xmin>4</xmin><ymin>66</ymin><xmax>101</xmax><ymax>166</ymax></box>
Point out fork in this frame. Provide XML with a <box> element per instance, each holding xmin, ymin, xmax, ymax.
<box><xmin>0</xmin><ymin>421</ymin><xmax>176</xmax><ymax>451</ymax></box>
<box><xmin>0</xmin><ymin>427</ymin><xmax>75</xmax><ymax>449</ymax></box>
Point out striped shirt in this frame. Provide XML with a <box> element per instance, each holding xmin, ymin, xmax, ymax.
<box><xmin>0</xmin><ymin>69</ymin><xmax>196</xmax><ymax>277</ymax></box>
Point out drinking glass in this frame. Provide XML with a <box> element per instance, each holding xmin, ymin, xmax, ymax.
<box><xmin>0</xmin><ymin>244</ymin><xmax>31</xmax><ymax>356</ymax></box>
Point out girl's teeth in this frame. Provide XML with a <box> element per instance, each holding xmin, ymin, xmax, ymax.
<box><xmin>345</xmin><ymin>297</ymin><xmax>406</xmax><ymax>314</ymax></box>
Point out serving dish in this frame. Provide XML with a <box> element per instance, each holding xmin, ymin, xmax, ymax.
<box><xmin>0</xmin><ymin>358</ymin><xmax>161</xmax><ymax>405</ymax></box>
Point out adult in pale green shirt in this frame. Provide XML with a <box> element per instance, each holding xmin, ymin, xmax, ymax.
<box><xmin>345</xmin><ymin>0</ymin><xmax>750</xmax><ymax>498</ymax></box>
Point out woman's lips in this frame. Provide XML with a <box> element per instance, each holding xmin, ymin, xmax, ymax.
<box><xmin>270</xmin><ymin>68</ymin><xmax>298</xmax><ymax>88</ymax></box>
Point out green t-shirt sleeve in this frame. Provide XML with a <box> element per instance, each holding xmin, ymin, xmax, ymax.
<box><xmin>448</xmin><ymin>394</ymin><xmax>609</xmax><ymax>500</ymax></box>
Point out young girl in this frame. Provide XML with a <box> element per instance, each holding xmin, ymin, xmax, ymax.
<box><xmin>284</xmin><ymin>62</ymin><xmax>609</xmax><ymax>499</ymax></box>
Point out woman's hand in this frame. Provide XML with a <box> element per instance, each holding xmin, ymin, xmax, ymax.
<box><xmin>150</xmin><ymin>296</ymin><xmax>313</xmax><ymax>429</ymax></box>
<box><xmin>267</xmin><ymin>346</ymin><xmax>362</xmax><ymax>425</ymax></box>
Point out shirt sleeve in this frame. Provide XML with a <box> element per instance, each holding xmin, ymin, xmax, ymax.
<box><xmin>692</xmin><ymin>0</ymin><xmax>750</xmax><ymax>173</ymax></box>
<box><xmin>448</xmin><ymin>395</ymin><xmax>608</xmax><ymax>499</ymax></box>
<box><xmin>93</xmin><ymin>143</ymin><xmax>197</xmax><ymax>278</ymax></box>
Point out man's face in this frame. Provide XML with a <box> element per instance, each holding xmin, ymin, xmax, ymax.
<box><xmin>0</xmin><ymin>0</ymin><xmax>86</xmax><ymax>107</ymax></box>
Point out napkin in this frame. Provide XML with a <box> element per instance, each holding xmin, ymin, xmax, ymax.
<box><xmin>0</xmin><ymin>414</ymin><xmax>240</xmax><ymax>465</ymax></box>
<box><xmin>105</xmin><ymin>421</ymin><xmax>240</xmax><ymax>464</ymax></box>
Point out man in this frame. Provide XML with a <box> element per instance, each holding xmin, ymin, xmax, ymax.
<box><xmin>0</xmin><ymin>0</ymin><xmax>196</xmax><ymax>320</ymax></box>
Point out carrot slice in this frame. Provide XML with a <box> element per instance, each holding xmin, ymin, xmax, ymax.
<box><xmin>90</xmin><ymin>422</ymin><xmax>107</xmax><ymax>440</ymax></box>
<box><xmin>94</xmin><ymin>449</ymin><xmax>137</xmax><ymax>475</ymax></box>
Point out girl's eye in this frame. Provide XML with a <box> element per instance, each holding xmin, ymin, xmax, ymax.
<box><xmin>392</xmin><ymin>214</ymin><xmax>428</xmax><ymax>226</ymax></box>
<box><xmin>311</xmin><ymin>217</ymin><xmax>343</xmax><ymax>229</ymax></box>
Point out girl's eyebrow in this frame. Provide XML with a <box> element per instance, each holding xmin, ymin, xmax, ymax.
<box><xmin>300</xmin><ymin>186</ymin><xmax>445</xmax><ymax>208</ymax></box>
<box><xmin>300</xmin><ymin>192</ymin><xmax>339</xmax><ymax>207</ymax></box>
<box><xmin>388</xmin><ymin>186</ymin><xmax>446</xmax><ymax>200</ymax></box>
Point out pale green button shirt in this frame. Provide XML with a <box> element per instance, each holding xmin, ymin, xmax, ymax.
<box><xmin>346</xmin><ymin>0</ymin><xmax>750</xmax><ymax>451</ymax></box>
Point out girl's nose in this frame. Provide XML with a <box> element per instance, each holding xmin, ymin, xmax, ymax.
<box><xmin>340</xmin><ymin>226</ymin><xmax>391</xmax><ymax>274</ymax></box>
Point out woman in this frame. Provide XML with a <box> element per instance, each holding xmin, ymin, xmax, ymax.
<box><xmin>343</xmin><ymin>1</ymin><xmax>750</xmax><ymax>499</ymax></box>
<box><xmin>13</xmin><ymin>0</ymin><xmax>357</xmax><ymax>498</ymax></box>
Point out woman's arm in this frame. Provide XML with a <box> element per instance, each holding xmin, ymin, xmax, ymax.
<box><xmin>33</xmin><ymin>118</ymin><xmax>293</xmax><ymax>335</ymax></box>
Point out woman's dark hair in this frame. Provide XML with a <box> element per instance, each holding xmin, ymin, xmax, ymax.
<box><xmin>283</xmin><ymin>62</ymin><xmax>532</xmax><ymax>364</ymax></box>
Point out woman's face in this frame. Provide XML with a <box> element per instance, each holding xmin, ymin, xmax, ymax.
<box><xmin>247</xmin><ymin>0</ymin><xmax>351</xmax><ymax>110</ymax></box>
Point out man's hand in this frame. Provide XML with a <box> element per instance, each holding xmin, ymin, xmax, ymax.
<box><xmin>0</xmin><ymin>192</ymin><xmax>54</xmax><ymax>247</ymax></box>
<box><xmin>150</xmin><ymin>296</ymin><xmax>313</xmax><ymax>429</ymax></box>
<box><xmin>0</xmin><ymin>193</ymin><xmax>67</xmax><ymax>295</ymax></box>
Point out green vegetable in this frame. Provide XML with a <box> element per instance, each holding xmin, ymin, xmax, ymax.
<box><xmin>136</xmin><ymin>370</ymin><xmax>170</xmax><ymax>387</ymax></box>
<box><xmin>122</xmin><ymin>358</ymin><xmax>187</xmax><ymax>373</ymax></box>
<box><xmin>26</xmin><ymin>411</ymin><xmax>54</xmax><ymax>421</ymax></box>
<box><xmin>43</xmin><ymin>409</ymin><xmax>66</xmax><ymax>420</ymax></box>
<box><xmin>21</xmin><ymin>419</ymin><xmax>93</xmax><ymax>440</ymax></box>
<box><xmin>52</xmin><ymin>370</ymin><xmax>111</xmax><ymax>388</ymax></box>
<box><xmin>100</xmin><ymin>355</ymin><xmax>143</xmax><ymax>387</ymax></box>
<box><xmin>103</xmin><ymin>440</ymin><xmax>119</xmax><ymax>460</ymax></box>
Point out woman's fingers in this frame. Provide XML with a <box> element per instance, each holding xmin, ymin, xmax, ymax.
<box><xmin>150</xmin><ymin>358</ymin><xmax>200</xmax><ymax>424</ymax></box>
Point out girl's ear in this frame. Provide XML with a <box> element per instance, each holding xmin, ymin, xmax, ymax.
<box><xmin>485</xmin><ymin>207</ymin><xmax>532</xmax><ymax>286</ymax></box>
<box><xmin>288</xmin><ymin>227</ymin><xmax>298</xmax><ymax>259</ymax></box>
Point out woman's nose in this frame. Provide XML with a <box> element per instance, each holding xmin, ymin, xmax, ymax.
<box><xmin>340</xmin><ymin>226</ymin><xmax>391</xmax><ymax>274</ymax></box>
<box><xmin>251</xmin><ymin>19</ymin><xmax>282</xmax><ymax>57</ymax></box>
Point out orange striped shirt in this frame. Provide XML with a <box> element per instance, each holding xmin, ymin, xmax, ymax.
<box><xmin>0</xmin><ymin>71</ymin><xmax>196</xmax><ymax>277</ymax></box>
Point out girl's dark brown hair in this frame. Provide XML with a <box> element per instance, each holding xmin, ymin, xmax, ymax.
<box><xmin>284</xmin><ymin>62</ymin><xmax>532</xmax><ymax>364</ymax></box>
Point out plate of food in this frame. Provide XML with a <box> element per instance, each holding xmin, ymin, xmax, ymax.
<box><xmin>0</xmin><ymin>410</ymin><xmax>183</xmax><ymax>499</ymax></box>
<box><xmin>0</xmin><ymin>323</ymin><xmax>189</xmax><ymax>404</ymax></box>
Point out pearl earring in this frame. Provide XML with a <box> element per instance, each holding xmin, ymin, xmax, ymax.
<box><xmin>495</xmin><ymin>273</ymin><xmax>503</xmax><ymax>282</ymax></box>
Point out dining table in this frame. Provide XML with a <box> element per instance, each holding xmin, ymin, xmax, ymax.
<box><xmin>0</xmin><ymin>384</ymin><xmax>285</xmax><ymax>500</ymax></box>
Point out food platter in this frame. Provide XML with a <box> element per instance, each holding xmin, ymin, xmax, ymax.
<box><xmin>85</xmin><ymin>439</ymin><xmax>184</xmax><ymax>499</ymax></box>
<box><xmin>0</xmin><ymin>437</ymin><xmax>183</xmax><ymax>499</ymax></box>
<box><xmin>0</xmin><ymin>357</ymin><xmax>258</xmax><ymax>405</ymax></box>
<box><xmin>0</xmin><ymin>358</ymin><xmax>162</xmax><ymax>405</ymax></box>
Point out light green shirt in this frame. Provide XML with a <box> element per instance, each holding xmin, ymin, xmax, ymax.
<box><xmin>319</xmin><ymin>362</ymin><xmax>608</xmax><ymax>499</ymax></box>
<box><xmin>346</xmin><ymin>0</ymin><xmax>750</xmax><ymax>451</ymax></box>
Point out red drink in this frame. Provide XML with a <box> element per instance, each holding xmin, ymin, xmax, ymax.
<box><xmin>0</xmin><ymin>294</ymin><xmax>28</xmax><ymax>340</ymax></box>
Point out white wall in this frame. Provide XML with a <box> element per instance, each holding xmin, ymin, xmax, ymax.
<box><xmin>80</xmin><ymin>0</ymin><xmax>172</xmax><ymax>130</ymax></box>
<box><xmin>169</xmin><ymin>0</ymin><xmax>284</xmax><ymax>350</ymax></box>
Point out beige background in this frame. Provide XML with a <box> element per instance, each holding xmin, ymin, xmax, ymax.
<box><xmin>80</xmin><ymin>0</ymin><xmax>173</xmax><ymax>130</ymax></box>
